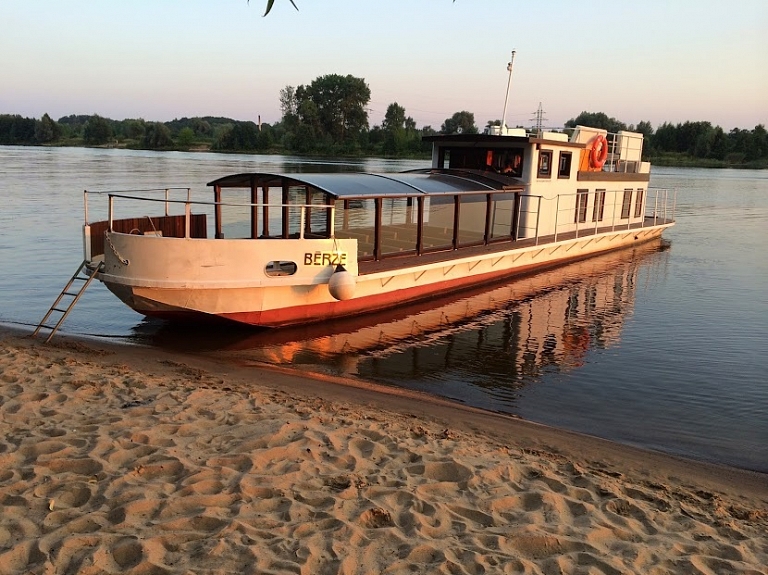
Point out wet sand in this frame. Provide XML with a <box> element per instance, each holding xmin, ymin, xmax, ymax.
<box><xmin>1</xmin><ymin>326</ymin><xmax>766</xmax><ymax>574</ymax></box>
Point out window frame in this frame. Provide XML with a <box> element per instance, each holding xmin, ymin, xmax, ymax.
<box><xmin>634</xmin><ymin>188</ymin><xmax>645</xmax><ymax>218</ymax></box>
<box><xmin>620</xmin><ymin>189</ymin><xmax>633</xmax><ymax>219</ymax></box>
<box><xmin>592</xmin><ymin>189</ymin><xmax>606</xmax><ymax>222</ymax></box>
<box><xmin>537</xmin><ymin>150</ymin><xmax>553</xmax><ymax>178</ymax></box>
<box><xmin>574</xmin><ymin>189</ymin><xmax>589</xmax><ymax>224</ymax></box>
<box><xmin>557</xmin><ymin>151</ymin><xmax>572</xmax><ymax>179</ymax></box>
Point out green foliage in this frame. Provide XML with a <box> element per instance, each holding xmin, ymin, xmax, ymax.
<box><xmin>441</xmin><ymin>111</ymin><xmax>478</xmax><ymax>135</ymax></box>
<box><xmin>3</xmin><ymin>99</ymin><xmax>765</xmax><ymax>167</ymax></box>
<box><xmin>176</xmin><ymin>127</ymin><xmax>195</xmax><ymax>149</ymax></box>
<box><xmin>565</xmin><ymin>111</ymin><xmax>627</xmax><ymax>133</ymax></box>
<box><xmin>82</xmin><ymin>114</ymin><xmax>113</xmax><ymax>145</ymax></box>
<box><xmin>143</xmin><ymin>122</ymin><xmax>173</xmax><ymax>149</ymax></box>
<box><xmin>122</xmin><ymin>119</ymin><xmax>147</xmax><ymax>141</ymax></box>
<box><xmin>212</xmin><ymin>121</ymin><xmax>274</xmax><ymax>152</ymax></box>
<box><xmin>277</xmin><ymin>74</ymin><xmax>371</xmax><ymax>154</ymax></box>
<box><xmin>649</xmin><ymin>120</ymin><xmax>768</xmax><ymax>166</ymax></box>
<box><xmin>0</xmin><ymin>115</ymin><xmax>36</xmax><ymax>144</ymax></box>
<box><xmin>259</xmin><ymin>0</ymin><xmax>298</xmax><ymax>16</ymax></box>
<box><xmin>34</xmin><ymin>113</ymin><xmax>61</xmax><ymax>143</ymax></box>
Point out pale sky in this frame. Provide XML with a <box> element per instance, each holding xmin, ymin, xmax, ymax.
<box><xmin>1</xmin><ymin>0</ymin><xmax>766</xmax><ymax>131</ymax></box>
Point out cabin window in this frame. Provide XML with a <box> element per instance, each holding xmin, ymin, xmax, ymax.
<box><xmin>458</xmin><ymin>194</ymin><xmax>487</xmax><ymax>246</ymax></box>
<box><xmin>333</xmin><ymin>199</ymin><xmax>376</xmax><ymax>259</ymax></box>
<box><xmin>620</xmin><ymin>189</ymin><xmax>633</xmax><ymax>219</ymax></box>
<box><xmin>219</xmin><ymin>188</ymin><xmax>252</xmax><ymax>239</ymax></box>
<box><xmin>305</xmin><ymin>188</ymin><xmax>331</xmax><ymax>238</ymax></box>
<box><xmin>380</xmin><ymin>197</ymin><xmax>418</xmax><ymax>256</ymax></box>
<box><xmin>574</xmin><ymin>190</ymin><xmax>589</xmax><ymax>224</ymax></box>
<box><xmin>489</xmin><ymin>193</ymin><xmax>516</xmax><ymax>240</ymax></box>
<box><xmin>265</xmin><ymin>261</ymin><xmax>297</xmax><ymax>277</ymax></box>
<box><xmin>634</xmin><ymin>189</ymin><xmax>645</xmax><ymax>218</ymax></box>
<box><xmin>445</xmin><ymin>147</ymin><xmax>488</xmax><ymax>170</ymax></box>
<box><xmin>422</xmin><ymin>195</ymin><xmax>455</xmax><ymax>251</ymax></box>
<box><xmin>497</xmin><ymin>150</ymin><xmax>523</xmax><ymax>176</ymax></box>
<box><xmin>537</xmin><ymin>150</ymin><xmax>553</xmax><ymax>178</ymax></box>
<box><xmin>438</xmin><ymin>149</ymin><xmax>450</xmax><ymax>168</ymax></box>
<box><xmin>592</xmin><ymin>189</ymin><xmax>606</xmax><ymax>222</ymax></box>
<box><xmin>558</xmin><ymin>152</ymin><xmax>572</xmax><ymax>179</ymax></box>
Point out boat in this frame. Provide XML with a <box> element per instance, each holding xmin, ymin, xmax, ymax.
<box><xmin>74</xmin><ymin>122</ymin><xmax>674</xmax><ymax>328</ymax></box>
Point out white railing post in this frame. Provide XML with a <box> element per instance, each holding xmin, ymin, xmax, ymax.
<box><xmin>165</xmin><ymin>189</ymin><xmax>170</xmax><ymax>216</ymax></box>
<box><xmin>611</xmin><ymin>189</ymin><xmax>617</xmax><ymax>231</ymax></box>
<box><xmin>83</xmin><ymin>190</ymin><xmax>89</xmax><ymax>225</ymax></box>
<box><xmin>535</xmin><ymin>196</ymin><xmax>542</xmax><ymax>245</ymax></box>
<box><xmin>594</xmin><ymin>193</ymin><xmax>599</xmax><ymax>234</ymax></box>
<box><xmin>553</xmin><ymin>195</ymin><xmax>560</xmax><ymax>242</ymax></box>
<box><xmin>108</xmin><ymin>194</ymin><xmax>114</xmax><ymax>231</ymax></box>
<box><xmin>299</xmin><ymin>205</ymin><xmax>306</xmax><ymax>240</ymax></box>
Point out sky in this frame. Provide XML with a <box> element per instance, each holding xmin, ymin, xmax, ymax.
<box><xmin>1</xmin><ymin>0</ymin><xmax>766</xmax><ymax>132</ymax></box>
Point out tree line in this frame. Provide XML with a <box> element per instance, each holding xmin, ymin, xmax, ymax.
<box><xmin>2</xmin><ymin>74</ymin><xmax>766</xmax><ymax>168</ymax></box>
<box><xmin>565</xmin><ymin>112</ymin><xmax>767</xmax><ymax>168</ymax></box>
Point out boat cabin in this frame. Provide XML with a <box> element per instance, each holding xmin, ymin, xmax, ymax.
<box><xmin>202</xmin><ymin>126</ymin><xmax>657</xmax><ymax>272</ymax></box>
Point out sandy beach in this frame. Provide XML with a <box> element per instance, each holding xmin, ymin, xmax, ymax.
<box><xmin>0</xmin><ymin>327</ymin><xmax>766</xmax><ymax>574</ymax></box>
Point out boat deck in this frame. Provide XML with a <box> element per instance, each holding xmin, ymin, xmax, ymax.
<box><xmin>358</xmin><ymin>217</ymin><xmax>672</xmax><ymax>275</ymax></box>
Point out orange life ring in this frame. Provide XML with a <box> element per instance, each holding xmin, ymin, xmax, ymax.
<box><xmin>590</xmin><ymin>135</ymin><xmax>608</xmax><ymax>169</ymax></box>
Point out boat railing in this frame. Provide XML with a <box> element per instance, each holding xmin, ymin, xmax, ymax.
<box><xmin>647</xmin><ymin>187</ymin><xmax>677</xmax><ymax>225</ymax></box>
<box><xmin>549</xmin><ymin>187</ymin><xmax>676</xmax><ymax>242</ymax></box>
<box><xmin>516</xmin><ymin>194</ymin><xmax>543</xmax><ymax>244</ymax></box>
<box><xmin>82</xmin><ymin>188</ymin><xmax>337</xmax><ymax>261</ymax></box>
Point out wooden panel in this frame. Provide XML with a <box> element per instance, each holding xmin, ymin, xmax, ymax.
<box><xmin>88</xmin><ymin>214</ymin><xmax>207</xmax><ymax>259</ymax></box>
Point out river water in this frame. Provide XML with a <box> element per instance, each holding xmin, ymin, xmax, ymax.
<box><xmin>1</xmin><ymin>146</ymin><xmax>766</xmax><ymax>472</ymax></box>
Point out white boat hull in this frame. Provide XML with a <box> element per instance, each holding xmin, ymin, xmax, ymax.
<box><xmin>99</xmin><ymin>224</ymin><xmax>671</xmax><ymax>327</ymax></box>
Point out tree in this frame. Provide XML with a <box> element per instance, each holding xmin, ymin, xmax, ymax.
<box><xmin>143</xmin><ymin>122</ymin><xmax>173</xmax><ymax>149</ymax></box>
<box><xmin>382</xmin><ymin>102</ymin><xmax>406</xmax><ymax>133</ymax></box>
<box><xmin>635</xmin><ymin>120</ymin><xmax>653</xmax><ymax>140</ymax></box>
<box><xmin>381</xmin><ymin>102</ymin><xmax>408</xmax><ymax>155</ymax></box>
<box><xmin>34</xmin><ymin>113</ymin><xmax>60</xmax><ymax>144</ymax></box>
<box><xmin>83</xmin><ymin>114</ymin><xmax>113</xmax><ymax>145</ymax></box>
<box><xmin>281</xmin><ymin>74</ymin><xmax>371</xmax><ymax>152</ymax></box>
<box><xmin>441</xmin><ymin>111</ymin><xmax>477</xmax><ymax>135</ymax></box>
<box><xmin>304</xmin><ymin>74</ymin><xmax>370</xmax><ymax>143</ymax></box>
<box><xmin>123</xmin><ymin>119</ymin><xmax>146</xmax><ymax>140</ymax></box>
<box><xmin>176</xmin><ymin>127</ymin><xmax>195</xmax><ymax>149</ymax></box>
<box><xmin>0</xmin><ymin>115</ymin><xmax>36</xmax><ymax>144</ymax></box>
<box><xmin>280</xmin><ymin>86</ymin><xmax>298</xmax><ymax>118</ymax></box>
<box><xmin>565</xmin><ymin>111</ymin><xmax>627</xmax><ymax>134</ymax></box>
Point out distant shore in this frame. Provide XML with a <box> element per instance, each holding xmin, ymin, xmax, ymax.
<box><xmin>1</xmin><ymin>325</ymin><xmax>766</xmax><ymax>573</ymax></box>
<box><xmin>6</xmin><ymin>141</ymin><xmax>768</xmax><ymax>169</ymax></box>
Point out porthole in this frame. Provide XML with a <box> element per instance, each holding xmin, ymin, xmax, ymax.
<box><xmin>265</xmin><ymin>261</ymin><xmax>298</xmax><ymax>277</ymax></box>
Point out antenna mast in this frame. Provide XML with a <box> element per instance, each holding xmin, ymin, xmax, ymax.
<box><xmin>500</xmin><ymin>51</ymin><xmax>516</xmax><ymax>133</ymax></box>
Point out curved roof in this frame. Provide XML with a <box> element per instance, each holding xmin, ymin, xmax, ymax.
<box><xmin>207</xmin><ymin>169</ymin><xmax>524</xmax><ymax>199</ymax></box>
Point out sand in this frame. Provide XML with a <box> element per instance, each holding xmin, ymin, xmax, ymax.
<box><xmin>0</xmin><ymin>328</ymin><xmax>766</xmax><ymax>574</ymax></box>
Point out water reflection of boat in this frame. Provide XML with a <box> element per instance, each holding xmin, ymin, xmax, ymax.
<box><xmin>145</xmin><ymin>238</ymin><xmax>669</xmax><ymax>383</ymax></box>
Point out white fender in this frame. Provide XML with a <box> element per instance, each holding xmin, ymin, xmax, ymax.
<box><xmin>328</xmin><ymin>264</ymin><xmax>356</xmax><ymax>301</ymax></box>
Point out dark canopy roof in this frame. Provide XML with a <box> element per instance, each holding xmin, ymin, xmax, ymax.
<box><xmin>207</xmin><ymin>169</ymin><xmax>524</xmax><ymax>199</ymax></box>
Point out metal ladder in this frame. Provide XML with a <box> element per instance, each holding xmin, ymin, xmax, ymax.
<box><xmin>33</xmin><ymin>260</ymin><xmax>103</xmax><ymax>343</ymax></box>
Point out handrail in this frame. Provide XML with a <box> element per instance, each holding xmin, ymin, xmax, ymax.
<box><xmin>548</xmin><ymin>187</ymin><xmax>675</xmax><ymax>239</ymax></box>
<box><xmin>102</xmin><ymin>189</ymin><xmax>337</xmax><ymax>238</ymax></box>
<box><xmin>106</xmin><ymin>193</ymin><xmax>335</xmax><ymax>210</ymax></box>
